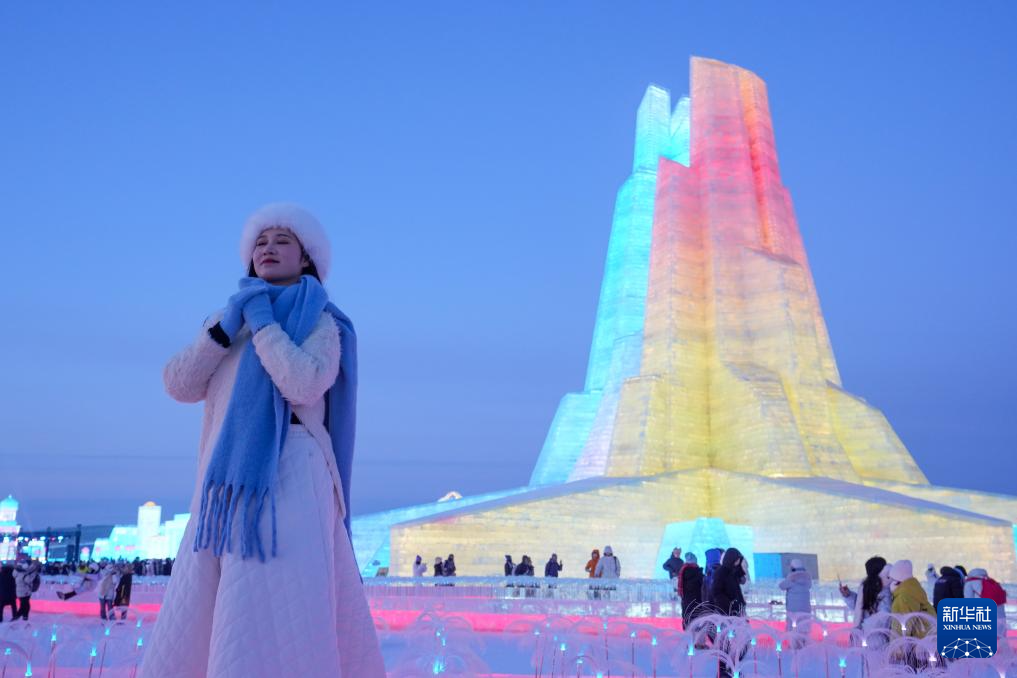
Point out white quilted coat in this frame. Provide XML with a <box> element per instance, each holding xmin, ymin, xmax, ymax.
<box><xmin>139</xmin><ymin>312</ymin><xmax>385</xmax><ymax>677</ymax></box>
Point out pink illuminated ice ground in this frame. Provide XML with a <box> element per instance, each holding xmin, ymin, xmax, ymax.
<box><xmin>2</xmin><ymin>579</ymin><xmax>1015</xmax><ymax>677</ymax></box>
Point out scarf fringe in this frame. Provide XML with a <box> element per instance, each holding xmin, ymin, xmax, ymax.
<box><xmin>191</xmin><ymin>278</ymin><xmax>336</xmax><ymax>563</ymax></box>
<box><xmin>193</xmin><ymin>482</ymin><xmax>277</xmax><ymax>562</ymax></box>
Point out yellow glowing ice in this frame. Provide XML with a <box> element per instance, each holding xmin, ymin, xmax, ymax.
<box><xmin>381</xmin><ymin>58</ymin><xmax>1017</xmax><ymax>581</ymax></box>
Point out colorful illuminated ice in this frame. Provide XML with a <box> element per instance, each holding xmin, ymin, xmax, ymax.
<box><xmin>355</xmin><ymin>57</ymin><xmax>1017</xmax><ymax>582</ymax></box>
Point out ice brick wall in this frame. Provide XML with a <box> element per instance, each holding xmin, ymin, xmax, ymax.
<box><xmin>710</xmin><ymin>471</ymin><xmax>1017</xmax><ymax>582</ymax></box>
<box><xmin>391</xmin><ymin>470</ymin><xmax>1017</xmax><ymax>581</ymax></box>
<box><xmin>390</xmin><ymin>474</ymin><xmax>711</xmax><ymax>577</ymax></box>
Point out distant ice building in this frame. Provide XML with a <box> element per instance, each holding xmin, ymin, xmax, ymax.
<box><xmin>0</xmin><ymin>495</ymin><xmax>21</xmax><ymax>561</ymax></box>
<box><xmin>91</xmin><ymin>502</ymin><xmax>190</xmax><ymax>561</ymax></box>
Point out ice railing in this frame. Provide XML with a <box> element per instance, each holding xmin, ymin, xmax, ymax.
<box><xmin>363</xmin><ymin>577</ymin><xmax>1017</xmax><ymax>627</ymax></box>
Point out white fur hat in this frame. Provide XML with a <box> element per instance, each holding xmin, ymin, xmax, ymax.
<box><xmin>240</xmin><ymin>203</ymin><xmax>332</xmax><ymax>281</ymax></box>
<box><xmin>789</xmin><ymin>558</ymin><xmax>804</xmax><ymax>571</ymax></box>
<box><xmin>889</xmin><ymin>559</ymin><xmax>913</xmax><ymax>582</ymax></box>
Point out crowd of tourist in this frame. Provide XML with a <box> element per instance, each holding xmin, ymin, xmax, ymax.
<box><xmin>408</xmin><ymin>546</ymin><xmax>1008</xmax><ymax>642</ymax></box>
<box><xmin>2</xmin><ymin>543</ymin><xmax>1009</xmax><ymax>674</ymax></box>
<box><xmin>0</xmin><ymin>555</ymin><xmax>179</xmax><ymax>623</ymax></box>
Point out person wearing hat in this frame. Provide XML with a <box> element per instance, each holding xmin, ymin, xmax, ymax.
<box><xmin>964</xmin><ymin>567</ymin><xmax>1008</xmax><ymax>637</ymax></box>
<box><xmin>594</xmin><ymin>546</ymin><xmax>621</xmax><ymax>599</ymax></box>
<box><xmin>887</xmin><ymin>559</ymin><xmax>934</xmax><ymax>640</ymax></box>
<box><xmin>594</xmin><ymin>546</ymin><xmax>621</xmax><ymax>579</ymax></box>
<box><xmin>778</xmin><ymin>559</ymin><xmax>813</xmax><ymax>631</ymax></box>
<box><xmin>140</xmin><ymin>204</ymin><xmax>384</xmax><ymax>677</ymax></box>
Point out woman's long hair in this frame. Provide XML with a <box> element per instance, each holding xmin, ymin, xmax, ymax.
<box><xmin>862</xmin><ymin>556</ymin><xmax>888</xmax><ymax>614</ymax></box>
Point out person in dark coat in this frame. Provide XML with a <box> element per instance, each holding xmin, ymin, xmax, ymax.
<box><xmin>114</xmin><ymin>563</ymin><xmax>133</xmax><ymax>620</ymax></box>
<box><xmin>543</xmin><ymin>554</ymin><xmax>563</xmax><ymax>597</ymax></box>
<box><xmin>711</xmin><ymin>548</ymin><xmax>750</xmax><ymax>678</ymax></box>
<box><xmin>933</xmin><ymin>566</ymin><xmax>965</xmax><ymax>607</ymax></box>
<box><xmin>514</xmin><ymin>555</ymin><xmax>535</xmax><ymax>576</ymax></box>
<box><xmin>504</xmin><ymin>555</ymin><xmax>515</xmax><ymax>577</ymax></box>
<box><xmin>0</xmin><ymin>564</ymin><xmax>17</xmax><ymax>622</ymax></box>
<box><xmin>515</xmin><ymin>555</ymin><xmax>536</xmax><ymax>597</ymax></box>
<box><xmin>662</xmin><ymin>548</ymin><xmax>683</xmax><ymax>579</ymax></box>
<box><xmin>701</xmin><ymin>547</ymin><xmax>723</xmax><ymax>606</ymax></box>
<box><xmin>544</xmin><ymin>554</ymin><xmax>563</xmax><ymax>578</ymax></box>
<box><xmin>678</xmin><ymin>552</ymin><xmax>704</xmax><ymax>628</ymax></box>
<box><xmin>442</xmin><ymin>554</ymin><xmax>456</xmax><ymax>577</ymax></box>
<box><xmin>711</xmin><ymin>547</ymin><xmax>748</xmax><ymax>617</ymax></box>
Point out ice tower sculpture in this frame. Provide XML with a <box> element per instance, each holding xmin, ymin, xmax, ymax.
<box><xmin>355</xmin><ymin>57</ymin><xmax>1017</xmax><ymax>580</ymax></box>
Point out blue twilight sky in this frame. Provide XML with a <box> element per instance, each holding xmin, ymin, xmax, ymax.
<box><xmin>1</xmin><ymin>3</ymin><xmax>1015</xmax><ymax>531</ymax></box>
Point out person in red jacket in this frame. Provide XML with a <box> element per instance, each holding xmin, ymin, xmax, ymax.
<box><xmin>964</xmin><ymin>567</ymin><xmax>1008</xmax><ymax>636</ymax></box>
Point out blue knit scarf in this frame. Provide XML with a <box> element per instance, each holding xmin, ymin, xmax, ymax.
<box><xmin>193</xmin><ymin>275</ymin><xmax>358</xmax><ymax>561</ymax></box>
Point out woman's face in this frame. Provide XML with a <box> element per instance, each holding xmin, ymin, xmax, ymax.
<box><xmin>252</xmin><ymin>227</ymin><xmax>308</xmax><ymax>285</ymax></box>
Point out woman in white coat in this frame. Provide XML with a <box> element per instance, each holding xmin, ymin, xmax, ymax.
<box><xmin>140</xmin><ymin>204</ymin><xmax>385</xmax><ymax>677</ymax></box>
